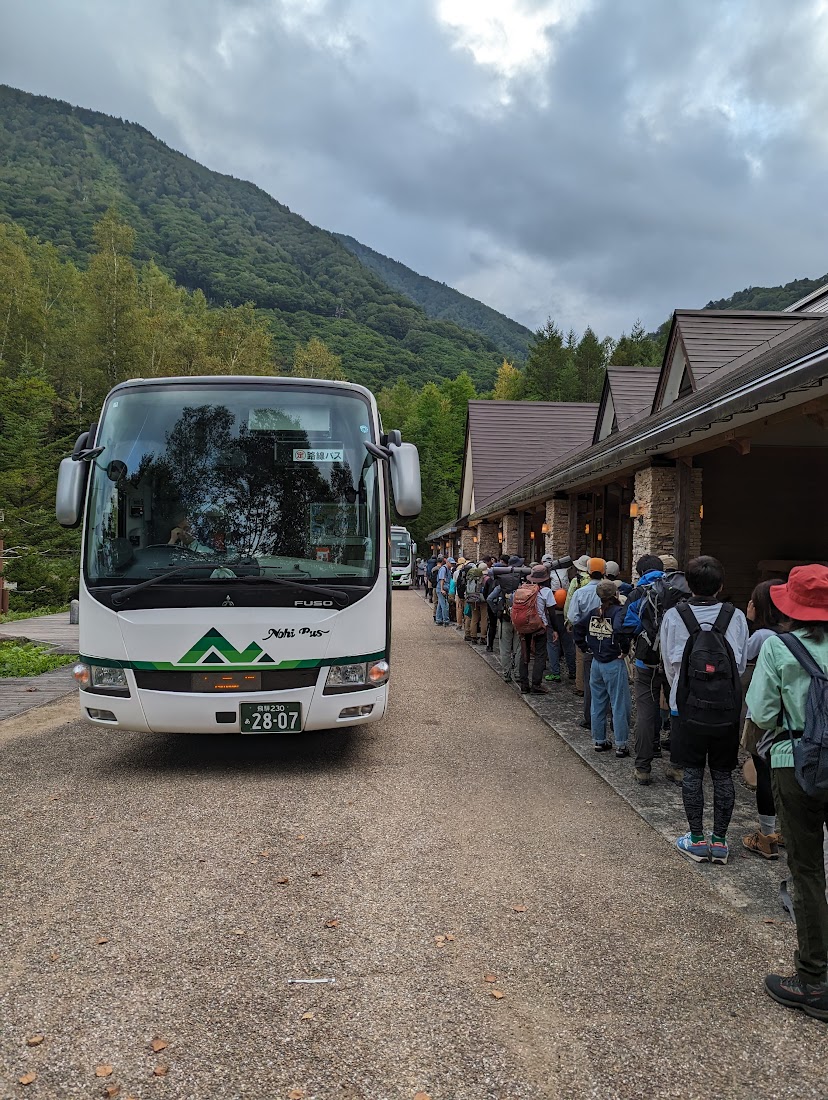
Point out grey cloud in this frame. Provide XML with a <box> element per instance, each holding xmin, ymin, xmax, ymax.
<box><xmin>1</xmin><ymin>0</ymin><xmax>827</xmax><ymax>337</ymax></box>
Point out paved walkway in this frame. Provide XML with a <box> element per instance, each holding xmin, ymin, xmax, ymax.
<box><xmin>0</xmin><ymin>591</ymin><xmax>825</xmax><ymax>1100</ymax></box>
<box><xmin>0</xmin><ymin>666</ymin><xmax>77</xmax><ymax>721</ymax></box>
<box><xmin>0</xmin><ymin>611</ymin><xmax>79</xmax><ymax>654</ymax></box>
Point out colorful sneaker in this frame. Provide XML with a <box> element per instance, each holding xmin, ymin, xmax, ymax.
<box><xmin>544</xmin><ymin>673</ymin><xmax>561</xmax><ymax>682</ymax></box>
<box><xmin>765</xmin><ymin>974</ymin><xmax>828</xmax><ymax>1021</ymax></box>
<box><xmin>742</xmin><ymin>830</ymin><xmax>779</xmax><ymax>860</ymax></box>
<box><xmin>593</xmin><ymin>741</ymin><xmax>612</xmax><ymax>753</ymax></box>
<box><xmin>709</xmin><ymin>839</ymin><xmax>729</xmax><ymax>865</ymax></box>
<box><xmin>676</xmin><ymin>833</ymin><xmax>710</xmax><ymax>863</ymax></box>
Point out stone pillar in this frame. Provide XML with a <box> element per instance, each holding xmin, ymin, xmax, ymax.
<box><xmin>685</xmin><ymin>467</ymin><xmax>703</xmax><ymax>563</ymax></box>
<box><xmin>631</xmin><ymin>465</ymin><xmax>677</xmax><ymax>566</ymax></box>
<box><xmin>459</xmin><ymin>527</ymin><xmax>477</xmax><ymax>560</ymax></box>
<box><xmin>477</xmin><ymin>521</ymin><xmax>500</xmax><ymax>560</ymax></box>
<box><xmin>502</xmin><ymin>514</ymin><xmax>519</xmax><ymax>555</ymax></box>
<box><xmin>544</xmin><ymin>498</ymin><xmax>570</xmax><ymax>558</ymax></box>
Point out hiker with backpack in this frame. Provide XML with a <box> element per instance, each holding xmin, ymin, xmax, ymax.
<box><xmin>481</xmin><ymin>558</ymin><xmax>500</xmax><ymax>652</ymax></box>
<box><xmin>660</xmin><ymin>556</ymin><xmax>749</xmax><ymax>866</ymax></box>
<box><xmin>567</xmin><ymin>558</ymin><xmax>607</xmax><ymax>727</ymax></box>
<box><xmin>513</xmin><ymin>564</ymin><xmax>554</xmax><ymax>695</ymax></box>
<box><xmin>574</xmin><ymin>580</ymin><xmax>632</xmax><ymax>754</ymax></box>
<box><xmin>740</xmin><ymin>579</ymin><xmax>788</xmax><ymax>860</ymax></box>
<box><xmin>542</xmin><ymin>556</ymin><xmax>577</xmax><ymax>682</ymax></box>
<box><xmin>491</xmin><ymin>555</ymin><xmax>528</xmax><ymax>682</ymax></box>
<box><xmin>620</xmin><ymin>554</ymin><xmax>690</xmax><ymax>785</ymax></box>
<box><xmin>565</xmin><ymin>554</ymin><xmax>592</xmax><ymax>697</ymax></box>
<box><xmin>463</xmin><ymin>561</ymin><xmax>488</xmax><ymax>643</ymax></box>
<box><xmin>435</xmin><ymin>555</ymin><xmax>453</xmax><ymax>626</ymax></box>
<box><xmin>745</xmin><ymin>564</ymin><xmax>828</xmax><ymax>1021</ymax></box>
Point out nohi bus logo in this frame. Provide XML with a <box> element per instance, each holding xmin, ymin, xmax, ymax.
<box><xmin>175</xmin><ymin>628</ymin><xmax>278</xmax><ymax>668</ymax></box>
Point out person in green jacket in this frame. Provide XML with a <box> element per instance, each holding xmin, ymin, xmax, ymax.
<box><xmin>746</xmin><ymin>564</ymin><xmax>828</xmax><ymax>1021</ymax></box>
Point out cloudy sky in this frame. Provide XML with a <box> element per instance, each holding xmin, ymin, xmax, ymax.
<box><xmin>2</xmin><ymin>0</ymin><xmax>828</xmax><ymax>336</ymax></box>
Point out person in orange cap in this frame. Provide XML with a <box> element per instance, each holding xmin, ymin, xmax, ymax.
<box><xmin>747</xmin><ymin>564</ymin><xmax>828</xmax><ymax>1020</ymax></box>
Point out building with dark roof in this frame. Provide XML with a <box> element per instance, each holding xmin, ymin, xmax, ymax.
<box><xmin>428</xmin><ymin>305</ymin><xmax>828</xmax><ymax>603</ymax></box>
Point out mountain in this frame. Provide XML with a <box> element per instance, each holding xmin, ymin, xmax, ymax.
<box><xmin>335</xmin><ymin>234</ymin><xmax>534</xmax><ymax>363</ymax></box>
<box><xmin>704</xmin><ymin>274</ymin><xmax>828</xmax><ymax>313</ymax></box>
<box><xmin>0</xmin><ymin>84</ymin><xmax>510</xmax><ymax>391</ymax></box>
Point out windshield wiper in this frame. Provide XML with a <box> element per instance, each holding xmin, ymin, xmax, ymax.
<box><xmin>110</xmin><ymin>559</ymin><xmax>255</xmax><ymax>607</ymax></box>
<box><xmin>109</xmin><ymin>560</ymin><xmax>351</xmax><ymax>608</ymax></box>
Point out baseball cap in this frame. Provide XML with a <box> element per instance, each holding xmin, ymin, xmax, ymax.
<box><xmin>447</xmin><ymin>556</ymin><xmax>457</xmax><ymax>564</ymax></box>
<box><xmin>508</xmin><ymin>555</ymin><xmax>525</xmax><ymax>567</ymax></box>
<box><xmin>588</xmin><ymin>557</ymin><xmax>606</xmax><ymax>575</ymax></box>
<box><xmin>605</xmin><ymin>560</ymin><xmax>620</xmax><ymax>578</ymax></box>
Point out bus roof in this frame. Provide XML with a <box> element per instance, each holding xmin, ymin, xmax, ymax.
<box><xmin>105</xmin><ymin>375</ymin><xmax>377</xmax><ymax>404</ymax></box>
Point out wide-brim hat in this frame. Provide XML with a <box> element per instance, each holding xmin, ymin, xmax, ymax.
<box><xmin>770</xmin><ymin>564</ymin><xmax>828</xmax><ymax>622</ymax></box>
<box><xmin>508</xmin><ymin>555</ymin><xmax>525</xmax><ymax>567</ymax></box>
<box><xmin>528</xmin><ymin>565</ymin><xmax>550</xmax><ymax>584</ymax></box>
<box><xmin>574</xmin><ymin>554</ymin><xmax>590</xmax><ymax>572</ymax></box>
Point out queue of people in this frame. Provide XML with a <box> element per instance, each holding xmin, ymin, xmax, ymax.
<box><xmin>417</xmin><ymin>547</ymin><xmax>828</xmax><ymax>1021</ymax></box>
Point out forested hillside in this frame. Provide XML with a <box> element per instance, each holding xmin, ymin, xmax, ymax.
<box><xmin>336</xmin><ymin>234</ymin><xmax>534</xmax><ymax>363</ymax></box>
<box><xmin>0</xmin><ymin>85</ymin><xmax>507</xmax><ymax>392</ymax></box>
<box><xmin>704</xmin><ymin>274</ymin><xmax>828</xmax><ymax>312</ymax></box>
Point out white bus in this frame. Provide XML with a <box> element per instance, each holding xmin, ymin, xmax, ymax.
<box><xmin>56</xmin><ymin>376</ymin><xmax>420</xmax><ymax>734</ymax></box>
<box><xmin>390</xmin><ymin>526</ymin><xmax>416</xmax><ymax>588</ymax></box>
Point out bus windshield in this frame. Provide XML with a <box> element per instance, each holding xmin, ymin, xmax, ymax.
<box><xmin>390</xmin><ymin>532</ymin><xmax>411</xmax><ymax>566</ymax></box>
<box><xmin>84</xmin><ymin>382</ymin><xmax>379</xmax><ymax>588</ymax></box>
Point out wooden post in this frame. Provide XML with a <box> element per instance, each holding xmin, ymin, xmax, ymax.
<box><xmin>674</xmin><ymin>459</ymin><xmax>692</xmax><ymax>569</ymax></box>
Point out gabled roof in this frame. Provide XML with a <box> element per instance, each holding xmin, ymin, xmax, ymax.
<box><xmin>785</xmin><ymin>282</ymin><xmax>828</xmax><ymax>313</ymax></box>
<box><xmin>460</xmin><ymin>400</ymin><xmax>599</xmax><ymax>511</ymax></box>
<box><xmin>654</xmin><ymin>310</ymin><xmax>823</xmax><ymax>412</ymax></box>
<box><xmin>593</xmin><ymin>365</ymin><xmax>661</xmax><ymax>444</ymax></box>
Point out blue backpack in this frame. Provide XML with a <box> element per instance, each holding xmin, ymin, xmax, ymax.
<box><xmin>778</xmin><ymin>633</ymin><xmax>828</xmax><ymax>796</ymax></box>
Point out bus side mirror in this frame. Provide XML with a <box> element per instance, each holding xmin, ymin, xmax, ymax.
<box><xmin>389</xmin><ymin>441</ymin><xmax>421</xmax><ymax>518</ymax></box>
<box><xmin>56</xmin><ymin>456</ymin><xmax>88</xmax><ymax>528</ymax></box>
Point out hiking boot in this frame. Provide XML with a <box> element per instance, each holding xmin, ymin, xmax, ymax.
<box><xmin>664</xmin><ymin>765</ymin><xmax>684</xmax><ymax>784</ymax></box>
<box><xmin>519</xmin><ymin>683</ymin><xmax>531</xmax><ymax>694</ymax></box>
<box><xmin>709</xmin><ymin>839</ymin><xmax>729</xmax><ymax>864</ymax></box>
<box><xmin>676</xmin><ymin>833</ymin><xmax>710</xmax><ymax>863</ymax></box>
<box><xmin>574</xmin><ymin>688</ymin><xmax>585</xmax><ymax>697</ymax></box>
<box><xmin>530</xmin><ymin>684</ymin><xmax>550</xmax><ymax>695</ymax></box>
<box><xmin>615</xmin><ymin>745</ymin><xmax>630</xmax><ymax>758</ymax></box>
<box><xmin>634</xmin><ymin>769</ymin><xmax>652</xmax><ymax>785</ymax></box>
<box><xmin>593</xmin><ymin>741</ymin><xmax>612</xmax><ymax>753</ymax></box>
<box><xmin>544</xmin><ymin>673</ymin><xmax>561</xmax><ymax>683</ymax></box>
<box><xmin>485</xmin><ymin>646</ymin><xmax>494</xmax><ymax>653</ymax></box>
<box><xmin>742</xmin><ymin>831</ymin><xmax>779</xmax><ymax>860</ymax></box>
<box><xmin>578</xmin><ymin>719</ymin><xmax>591</xmax><ymax>729</ymax></box>
<box><xmin>764</xmin><ymin>974</ymin><xmax>828</xmax><ymax>1021</ymax></box>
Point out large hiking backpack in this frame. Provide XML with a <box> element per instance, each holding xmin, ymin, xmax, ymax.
<box><xmin>636</xmin><ymin>571</ymin><xmax>691</xmax><ymax>666</ymax></box>
<box><xmin>675</xmin><ymin>603</ymin><xmax>742</xmax><ymax>732</ymax></box>
<box><xmin>465</xmin><ymin>568</ymin><xmax>482</xmax><ymax>603</ymax></box>
<box><xmin>487</xmin><ymin>584</ymin><xmax>509</xmax><ymax>619</ymax></box>
<box><xmin>777</xmin><ymin>633</ymin><xmax>828</xmax><ymax>796</ymax></box>
<box><xmin>430</xmin><ymin>565</ymin><xmax>440</xmax><ymax>587</ymax></box>
<box><xmin>510</xmin><ymin>583</ymin><xmax>545</xmax><ymax>635</ymax></box>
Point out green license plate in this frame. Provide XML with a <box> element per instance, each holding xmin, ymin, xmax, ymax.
<box><xmin>240</xmin><ymin>702</ymin><xmax>302</xmax><ymax>733</ymax></box>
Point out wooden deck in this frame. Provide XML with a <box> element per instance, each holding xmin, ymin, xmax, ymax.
<box><xmin>0</xmin><ymin>613</ymin><xmax>80</xmax><ymax>654</ymax></box>
<box><xmin>0</xmin><ymin>666</ymin><xmax>77</xmax><ymax>721</ymax></box>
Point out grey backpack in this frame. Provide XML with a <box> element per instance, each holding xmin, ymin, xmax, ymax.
<box><xmin>778</xmin><ymin>633</ymin><xmax>828</xmax><ymax>796</ymax></box>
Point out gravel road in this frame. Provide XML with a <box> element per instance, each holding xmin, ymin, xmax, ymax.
<box><xmin>0</xmin><ymin>592</ymin><xmax>825</xmax><ymax>1100</ymax></box>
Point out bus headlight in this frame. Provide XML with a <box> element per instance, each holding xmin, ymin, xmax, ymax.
<box><xmin>367</xmin><ymin>660</ymin><xmax>390</xmax><ymax>685</ymax></box>
<box><xmin>325</xmin><ymin>663</ymin><xmax>367</xmax><ymax>688</ymax></box>
<box><xmin>90</xmin><ymin>665</ymin><xmax>130</xmax><ymax>693</ymax></box>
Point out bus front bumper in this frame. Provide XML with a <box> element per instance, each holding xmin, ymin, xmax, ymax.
<box><xmin>79</xmin><ymin>684</ymin><xmax>388</xmax><ymax>734</ymax></box>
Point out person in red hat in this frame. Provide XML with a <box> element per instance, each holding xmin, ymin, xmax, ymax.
<box><xmin>746</xmin><ymin>563</ymin><xmax>828</xmax><ymax>1021</ymax></box>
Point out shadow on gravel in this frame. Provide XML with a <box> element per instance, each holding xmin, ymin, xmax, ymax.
<box><xmin>100</xmin><ymin>728</ymin><xmax>360</xmax><ymax>776</ymax></box>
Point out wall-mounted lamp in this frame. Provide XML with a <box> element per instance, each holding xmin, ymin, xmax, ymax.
<box><xmin>473</xmin><ymin>534</ymin><xmax>478</xmax><ymax>544</ymax></box>
<box><xmin>597</xmin><ymin>532</ymin><xmax>603</xmax><ymax>543</ymax></box>
<box><xmin>497</xmin><ymin>530</ymin><xmax>503</xmax><ymax>544</ymax></box>
<box><xmin>541</xmin><ymin>522</ymin><xmax>549</xmax><ymax>535</ymax></box>
<box><xmin>584</xmin><ymin>522</ymin><xmax>590</xmax><ymax>535</ymax></box>
<box><xmin>699</xmin><ymin>504</ymin><xmax>704</xmax><ymax>521</ymax></box>
<box><xmin>530</xmin><ymin>530</ymin><xmax>535</xmax><ymax>540</ymax></box>
<box><xmin>629</xmin><ymin>500</ymin><xmax>646</xmax><ymax>527</ymax></box>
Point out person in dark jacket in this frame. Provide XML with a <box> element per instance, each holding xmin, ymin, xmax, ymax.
<box><xmin>424</xmin><ymin>554</ymin><xmax>438</xmax><ymax>603</ymax></box>
<box><xmin>619</xmin><ymin>554</ymin><xmax>665</xmax><ymax>783</ymax></box>
<box><xmin>575</xmin><ymin>580</ymin><xmax>631</xmax><ymax>756</ymax></box>
<box><xmin>491</xmin><ymin>556</ymin><xmax>528</xmax><ymax>682</ymax></box>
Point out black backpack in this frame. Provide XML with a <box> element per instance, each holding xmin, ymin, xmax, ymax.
<box><xmin>486</xmin><ymin>584</ymin><xmax>509</xmax><ymax>619</ymax></box>
<box><xmin>777</xmin><ymin>634</ymin><xmax>828</xmax><ymax>796</ymax></box>
<box><xmin>636</xmin><ymin>571</ymin><xmax>692</xmax><ymax>666</ymax></box>
<box><xmin>675</xmin><ymin>603</ymin><xmax>742</xmax><ymax>732</ymax></box>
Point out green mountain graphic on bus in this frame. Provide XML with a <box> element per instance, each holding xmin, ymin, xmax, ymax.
<box><xmin>175</xmin><ymin>628</ymin><xmax>277</xmax><ymax>667</ymax></box>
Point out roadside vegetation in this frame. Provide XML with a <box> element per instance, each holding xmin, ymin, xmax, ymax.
<box><xmin>0</xmin><ymin>640</ymin><xmax>76</xmax><ymax>677</ymax></box>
